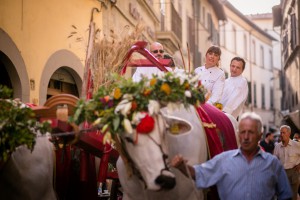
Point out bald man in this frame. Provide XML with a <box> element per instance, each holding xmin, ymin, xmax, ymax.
<box><xmin>132</xmin><ymin>42</ymin><xmax>167</xmax><ymax>82</ymax></box>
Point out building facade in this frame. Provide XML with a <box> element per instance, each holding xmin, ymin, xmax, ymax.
<box><xmin>0</xmin><ymin>0</ymin><xmax>224</xmax><ymax>105</ymax></box>
<box><xmin>220</xmin><ymin>1</ymin><xmax>278</xmax><ymax>132</ymax></box>
<box><xmin>248</xmin><ymin>13</ymin><xmax>283</xmax><ymax>129</ymax></box>
<box><xmin>273</xmin><ymin>0</ymin><xmax>300</xmax><ymax>133</ymax></box>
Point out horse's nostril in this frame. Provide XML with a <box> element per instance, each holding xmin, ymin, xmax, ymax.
<box><xmin>155</xmin><ymin>175</ymin><xmax>176</xmax><ymax>189</ymax></box>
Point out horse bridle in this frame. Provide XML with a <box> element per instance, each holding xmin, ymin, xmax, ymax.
<box><xmin>146</xmin><ymin>131</ymin><xmax>170</xmax><ymax>174</ymax></box>
<box><xmin>119</xmin><ymin>114</ymin><xmax>171</xmax><ymax>188</ymax></box>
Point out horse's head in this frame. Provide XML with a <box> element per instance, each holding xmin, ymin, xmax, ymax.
<box><xmin>71</xmin><ymin>71</ymin><xmax>206</xmax><ymax>191</ymax></box>
<box><xmin>119</xmin><ymin>113</ymin><xmax>193</xmax><ymax>191</ymax></box>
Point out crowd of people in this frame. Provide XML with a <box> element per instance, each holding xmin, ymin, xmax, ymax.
<box><xmin>131</xmin><ymin>41</ymin><xmax>300</xmax><ymax>200</ymax></box>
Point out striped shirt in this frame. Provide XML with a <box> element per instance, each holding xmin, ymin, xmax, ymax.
<box><xmin>193</xmin><ymin>148</ymin><xmax>292</xmax><ymax>200</ymax></box>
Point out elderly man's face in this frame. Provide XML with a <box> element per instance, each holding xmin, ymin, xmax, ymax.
<box><xmin>280</xmin><ymin>128</ymin><xmax>291</xmax><ymax>143</ymax></box>
<box><xmin>238</xmin><ymin>118</ymin><xmax>262</xmax><ymax>154</ymax></box>
<box><xmin>150</xmin><ymin>43</ymin><xmax>164</xmax><ymax>59</ymax></box>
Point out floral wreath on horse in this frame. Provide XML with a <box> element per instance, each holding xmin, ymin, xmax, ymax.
<box><xmin>70</xmin><ymin>71</ymin><xmax>207</xmax><ymax>145</ymax></box>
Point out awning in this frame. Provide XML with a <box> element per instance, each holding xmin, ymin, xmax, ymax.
<box><xmin>208</xmin><ymin>0</ymin><xmax>227</xmax><ymax>21</ymax></box>
<box><xmin>272</xmin><ymin>5</ymin><xmax>282</xmax><ymax>27</ymax></box>
<box><xmin>283</xmin><ymin>110</ymin><xmax>300</xmax><ymax>130</ymax></box>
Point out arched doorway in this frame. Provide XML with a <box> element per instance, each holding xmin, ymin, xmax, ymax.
<box><xmin>0</xmin><ymin>54</ymin><xmax>13</xmax><ymax>89</ymax></box>
<box><xmin>40</xmin><ymin>49</ymin><xmax>83</xmax><ymax>105</ymax></box>
<box><xmin>0</xmin><ymin>29</ymin><xmax>30</xmax><ymax>102</ymax></box>
<box><xmin>47</xmin><ymin>67</ymin><xmax>79</xmax><ymax>99</ymax></box>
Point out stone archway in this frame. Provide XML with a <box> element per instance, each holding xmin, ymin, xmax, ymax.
<box><xmin>40</xmin><ymin>49</ymin><xmax>83</xmax><ymax>105</ymax></box>
<box><xmin>0</xmin><ymin>28</ymin><xmax>30</xmax><ymax>102</ymax></box>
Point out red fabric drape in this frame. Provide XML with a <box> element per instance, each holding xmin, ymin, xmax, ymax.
<box><xmin>195</xmin><ymin>105</ymin><xmax>223</xmax><ymax>158</ymax></box>
<box><xmin>201</xmin><ymin>103</ymin><xmax>238</xmax><ymax>151</ymax></box>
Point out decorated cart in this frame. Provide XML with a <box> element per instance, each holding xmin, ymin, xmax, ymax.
<box><xmin>0</xmin><ymin>23</ymin><xmax>238</xmax><ymax>199</ymax></box>
<box><xmin>29</xmin><ymin>40</ymin><xmax>176</xmax><ymax>200</ymax></box>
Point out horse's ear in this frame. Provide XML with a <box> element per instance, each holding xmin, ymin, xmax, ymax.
<box><xmin>163</xmin><ymin>115</ymin><xmax>192</xmax><ymax>135</ymax></box>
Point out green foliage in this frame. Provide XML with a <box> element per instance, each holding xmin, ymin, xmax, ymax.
<box><xmin>0</xmin><ymin>85</ymin><xmax>13</xmax><ymax>99</ymax></box>
<box><xmin>0</xmin><ymin>85</ymin><xmax>51</xmax><ymax>163</ymax></box>
<box><xmin>70</xmin><ymin>72</ymin><xmax>207</xmax><ymax>138</ymax></box>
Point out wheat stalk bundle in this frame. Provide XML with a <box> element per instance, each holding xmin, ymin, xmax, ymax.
<box><xmin>90</xmin><ymin>23</ymin><xmax>145</xmax><ymax>93</ymax></box>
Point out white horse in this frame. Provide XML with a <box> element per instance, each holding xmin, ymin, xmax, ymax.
<box><xmin>116</xmin><ymin>105</ymin><xmax>238</xmax><ymax>200</ymax></box>
<box><xmin>0</xmin><ymin>104</ymin><xmax>237</xmax><ymax>200</ymax></box>
<box><xmin>0</xmin><ymin>134</ymin><xmax>57</xmax><ymax>200</ymax></box>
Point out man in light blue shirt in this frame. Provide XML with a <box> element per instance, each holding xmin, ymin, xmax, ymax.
<box><xmin>172</xmin><ymin>112</ymin><xmax>292</xmax><ymax>200</ymax></box>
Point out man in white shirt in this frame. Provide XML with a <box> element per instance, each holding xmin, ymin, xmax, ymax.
<box><xmin>220</xmin><ymin>57</ymin><xmax>248</xmax><ymax>119</ymax></box>
<box><xmin>274</xmin><ymin>125</ymin><xmax>300</xmax><ymax>200</ymax></box>
<box><xmin>132</xmin><ymin>42</ymin><xmax>166</xmax><ymax>82</ymax></box>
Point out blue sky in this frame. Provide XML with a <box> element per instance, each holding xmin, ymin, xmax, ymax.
<box><xmin>227</xmin><ymin>0</ymin><xmax>280</xmax><ymax>15</ymax></box>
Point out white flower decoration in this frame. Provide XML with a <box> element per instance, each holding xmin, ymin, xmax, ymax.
<box><xmin>131</xmin><ymin>112</ymin><xmax>147</xmax><ymax>125</ymax></box>
<box><xmin>148</xmin><ymin>100</ymin><xmax>160</xmax><ymax>115</ymax></box>
<box><xmin>93</xmin><ymin>117</ymin><xmax>102</xmax><ymax>126</ymax></box>
<box><xmin>189</xmin><ymin>73</ymin><xmax>201</xmax><ymax>84</ymax></box>
<box><xmin>178</xmin><ymin>75</ymin><xmax>186</xmax><ymax>85</ymax></box>
<box><xmin>185</xmin><ymin>90</ymin><xmax>192</xmax><ymax>98</ymax></box>
<box><xmin>123</xmin><ymin>118</ymin><xmax>133</xmax><ymax>134</ymax></box>
<box><xmin>173</xmin><ymin>71</ymin><xmax>188</xmax><ymax>85</ymax></box>
<box><xmin>115</xmin><ymin>99</ymin><xmax>132</xmax><ymax>116</ymax></box>
<box><xmin>123</xmin><ymin>94</ymin><xmax>133</xmax><ymax>101</ymax></box>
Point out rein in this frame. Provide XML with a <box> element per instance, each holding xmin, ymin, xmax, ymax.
<box><xmin>117</xmin><ymin>114</ymin><xmax>171</xmax><ymax>188</ymax></box>
<box><xmin>146</xmin><ymin>134</ymin><xmax>170</xmax><ymax>174</ymax></box>
<box><xmin>147</xmin><ymin>115</ymin><xmax>170</xmax><ymax>173</ymax></box>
